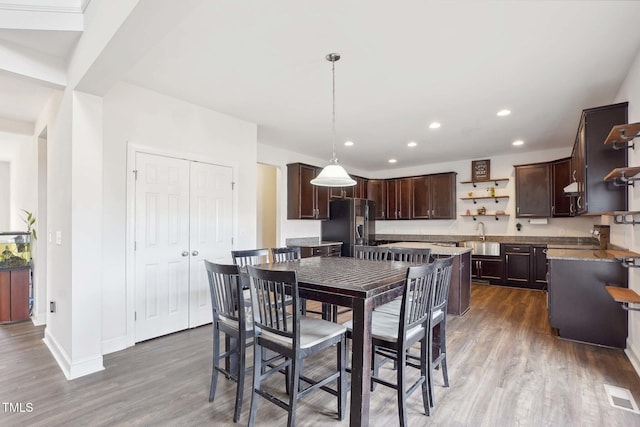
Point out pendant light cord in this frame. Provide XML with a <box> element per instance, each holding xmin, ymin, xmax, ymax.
<box><xmin>331</xmin><ymin>57</ymin><xmax>337</xmax><ymax>162</ymax></box>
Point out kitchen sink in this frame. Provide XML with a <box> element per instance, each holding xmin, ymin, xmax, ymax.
<box><xmin>460</xmin><ymin>241</ymin><xmax>501</xmax><ymax>256</ymax></box>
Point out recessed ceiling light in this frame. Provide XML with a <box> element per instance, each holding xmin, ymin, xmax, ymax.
<box><xmin>344</xmin><ymin>141</ymin><xmax>354</xmax><ymax>147</ymax></box>
<box><xmin>388</xmin><ymin>158</ymin><xmax>397</xmax><ymax>164</ymax></box>
<box><xmin>497</xmin><ymin>109</ymin><xmax>511</xmax><ymax>117</ymax></box>
<box><xmin>512</xmin><ymin>140</ymin><xmax>524</xmax><ymax>146</ymax></box>
<box><xmin>407</xmin><ymin>141</ymin><xmax>417</xmax><ymax>147</ymax></box>
<box><xmin>429</xmin><ymin>122</ymin><xmax>441</xmax><ymax>129</ymax></box>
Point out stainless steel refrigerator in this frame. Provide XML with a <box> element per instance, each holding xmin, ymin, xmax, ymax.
<box><xmin>321</xmin><ymin>198</ymin><xmax>376</xmax><ymax>257</ymax></box>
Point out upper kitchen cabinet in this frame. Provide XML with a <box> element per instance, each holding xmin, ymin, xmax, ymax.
<box><xmin>551</xmin><ymin>157</ymin><xmax>573</xmax><ymax>217</ymax></box>
<box><xmin>367</xmin><ymin>179</ymin><xmax>387</xmax><ymax>220</ymax></box>
<box><xmin>329</xmin><ymin>175</ymin><xmax>368</xmax><ymax>199</ymax></box>
<box><xmin>287</xmin><ymin>163</ymin><xmax>329</xmax><ymax>220</ymax></box>
<box><xmin>412</xmin><ymin>172</ymin><xmax>457</xmax><ymax>219</ymax></box>
<box><xmin>573</xmin><ymin>102</ymin><xmax>628</xmax><ymax>214</ymax></box>
<box><xmin>515</xmin><ymin>162</ymin><xmax>551</xmax><ymax>217</ymax></box>
<box><xmin>386</xmin><ymin>178</ymin><xmax>412</xmax><ymax>220</ymax></box>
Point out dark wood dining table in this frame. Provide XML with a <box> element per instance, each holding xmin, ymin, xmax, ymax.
<box><xmin>259</xmin><ymin>256</ymin><xmax>411</xmax><ymax>427</ymax></box>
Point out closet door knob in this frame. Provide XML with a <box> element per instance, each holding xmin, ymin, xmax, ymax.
<box><xmin>192</xmin><ymin>250</ymin><xmax>199</xmax><ymax>256</ymax></box>
<box><xmin>182</xmin><ymin>251</ymin><xmax>189</xmax><ymax>257</ymax></box>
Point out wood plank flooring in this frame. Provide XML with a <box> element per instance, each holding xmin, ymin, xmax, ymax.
<box><xmin>1</xmin><ymin>284</ymin><xmax>640</xmax><ymax>426</ymax></box>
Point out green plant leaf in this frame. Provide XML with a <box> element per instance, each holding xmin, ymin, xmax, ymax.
<box><xmin>32</xmin><ymin>230</ymin><xmax>37</xmax><ymax>240</ymax></box>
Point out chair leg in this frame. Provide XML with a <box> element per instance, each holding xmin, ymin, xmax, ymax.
<box><xmin>338</xmin><ymin>337</ymin><xmax>347</xmax><ymax>420</ymax></box>
<box><xmin>233</xmin><ymin>335</ymin><xmax>246</xmax><ymax>423</ymax></box>
<box><xmin>420</xmin><ymin>335</ymin><xmax>431</xmax><ymax>416</ymax></box>
<box><xmin>396</xmin><ymin>347</ymin><xmax>408</xmax><ymax>427</ymax></box>
<box><xmin>209</xmin><ymin>326</ymin><xmax>220</xmax><ymax>402</ymax></box>
<box><xmin>371</xmin><ymin>345</ymin><xmax>379</xmax><ymax>392</ymax></box>
<box><xmin>440</xmin><ymin>321</ymin><xmax>449</xmax><ymax>387</ymax></box>
<box><xmin>428</xmin><ymin>325</ymin><xmax>435</xmax><ymax>409</ymax></box>
<box><xmin>287</xmin><ymin>358</ymin><xmax>300</xmax><ymax>427</ymax></box>
<box><xmin>248</xmin><ymin>343</ymin><xmax>262</xmax><ymax>427</ymax></box>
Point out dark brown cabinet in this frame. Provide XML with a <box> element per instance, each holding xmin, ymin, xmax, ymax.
<box><xmin>551</xmin><ymin>158</ymin><xmax>573</xmax><ymax>217</ymax></box>
<box><xmin>504</xmin><ymin>244</ymin><xmax>531</xmax><ymax>285</ymax></box>
<box><xmin>0</xmin><ymin>268</ymin><xmax>30</xmax><ymax>323</ymax></box>
<box><xmin>386</xmin><ymin>178</ymin><xmax>412</xmax><ymax>219</ymax></box>
<box><xmin>532</xmin><ymin>245</ymin><xmax>548</xmax><ymax>288</ymax></box>
<box><xmin>573</xmin><ymin>102</ymin><xmax>628</xmax><ymax>214</ymax></box>
<box><xmin>515</xmin><ymin>163</ymin><xmax>551</xmax><ymax>218</ymax></box>
<box><xmin>471</xmin><ymin>256</ymin><xmax>503</xmax><ymax>281</ymax></box>
<box><xmin>329</xmin><ymin>175</ymin><xmax>368</xmax><ymax>199</ymax></box>
<box><xmin>287</xmin><ymin>163</ymin><xmax>329</xmax><ymax>220</ymax></box>
<box><xmin>548</xmin><ymin>258</ymin><xmax>627</xmax><ymax>347</ymax></box>
<box><xmin>367</xmin><ymin>179</ymin><xmax>387</xmax><ymax>220</ymax></box>
<box><xmin>412</xmin><ymin>172</ymin><xmax>457</xmax><ymax>220</ymax></box>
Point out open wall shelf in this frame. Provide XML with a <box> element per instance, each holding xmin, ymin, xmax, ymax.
<box><xmin>603</xmin><ymin>167</ymin><xmax>640</xmax><ymax>187</ymax></box>
<box><xmin>604</xmin><ymin>122</ymin><xmax>640</xmax><ymax>150</ymax></box>
<box><xmin>461</xmin><ymin>195</ymin><xmax>509</xmax><ymax>204</ymax></box>
<box><xmin>460</xmin><ymin>213</ymin><xmax>509</xmax><ymax>221</ymax></box>
<box><xmin>460</xmin><ymin>178</ymin><xmax>509</xmax><ymax>187</ymax></box>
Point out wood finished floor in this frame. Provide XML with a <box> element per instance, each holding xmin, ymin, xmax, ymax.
<box><xmin>2</xmin><ymin>284</ymin><xmax>640</xmax><ymax>426</ymax></box>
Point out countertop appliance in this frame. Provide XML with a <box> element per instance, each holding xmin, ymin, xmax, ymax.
<box><xmin>321</xmin><ymin>198</ymin><xmax>375</xmax><ymax>257</ymax></box>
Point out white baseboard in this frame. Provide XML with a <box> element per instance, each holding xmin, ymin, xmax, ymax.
<box><xmin>43</xmin><ymin>328</ymin><xmax>105</xmax><ymax>380</ymax></box>
<box><xmin>626</xmin><ymin>339</ymin><xmax>640</xmax><ymax>378</ymax></box>
<box><xmin>102</xmin><ymin>335</ymin><xmax>128</xmax><ymax>355</ymax></box>
<box><xmin>30</xmin><ymin>311</ymin><xmax>46</xmax><ymax>326</ymax></box>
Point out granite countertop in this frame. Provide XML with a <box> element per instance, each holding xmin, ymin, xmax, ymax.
<box><xmin>375</xmin><ymin>234</ymin><xmax>599</xmax><ymax>246</ymax></box>
<box><xmin>378</xmin><ymin>241</ymin><xmax>472</xmax><ymax>255</ymax></box>
<box><xmin>285</xmin><ymin>237</ymin><xmax>342</xmax><ymax>248</ymax></box>
<box><xmin>547</xmin><ymin>248</ymin><xmax>640</xmax><ymax>262</ymax></box>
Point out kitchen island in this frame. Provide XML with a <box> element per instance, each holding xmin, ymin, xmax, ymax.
<box><xmin>378</xmin><ymin>241</ymin><xmax>472</xmax><ymax>315</ymax></box>
<box><xmin>546</xmin><ymin>248</ymin><xmax>637</xmax><ymax>348</ymax></box>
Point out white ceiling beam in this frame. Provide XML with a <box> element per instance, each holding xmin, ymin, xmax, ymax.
<box><xmin>0</xmin><ymin>117</ymin><xmax>34</xmax><ymax>135</ymax></box>
<box><xmin>0</xmin><ymin>0</ymin><xmax>86</xmax><ymax>31</ymax></box>
<box><xmin>0</xmin><ymin>38</ymin><xmax>66</xmax><ymax>88</ymax></box>
<box><xmin>73</xmin><ymin>0</ymin><xmax>204</xmax><ymax>96</ymax></box>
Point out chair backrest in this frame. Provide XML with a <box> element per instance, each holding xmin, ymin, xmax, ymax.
<box><xmin>204</xmin><ymin>260</ymin><xmax>247</xmax><ymax>328</ymax></box>
<box><xmin>271</xmin><ymin>247</ymin><xmax>301</xmax><ymax>263</ymax></box>
<box><xmin>432</xmin><ymin>256</ymin><xmax>454</xmax><ymax>313</ymax></box>
<box><xmin>388</xmin><ymin>247</ymin><xmax>432</xmax><ymax>263</ymax></box>
<box><xmin>231</xmin><ymin>248</ymin><xmax>270</xmax><ymax>268</ymax></box>
<box><xmin>398</xmin><ymin>263</ymin><xmax>437</xmax><ymax>341</ymax></box>
<box><xmin>246</xmin><ymin>265</ymin><xmax>300</xmax><ymax>349</ymax></box>
<box><xmin>354</xmin><ymin>245</ymin><xmax>389</xmax><ymax>261</ymax></box>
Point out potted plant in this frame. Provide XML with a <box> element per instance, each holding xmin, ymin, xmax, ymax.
<box><xmin>15</xmin><ymin>209</ymin><xmax>36</xmax><ymax>253</ymax></box>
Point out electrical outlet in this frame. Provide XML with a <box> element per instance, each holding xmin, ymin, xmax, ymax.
<box><xmin>49</xmin><ymin>301</ymin><xmax>56</xmax><ymax>313</ymax></box>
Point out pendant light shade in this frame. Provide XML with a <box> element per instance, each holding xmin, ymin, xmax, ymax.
<box><xmin>311</xmin><ymin>53</ymin><xmax>356</xmax><ymax>188</ymax></box>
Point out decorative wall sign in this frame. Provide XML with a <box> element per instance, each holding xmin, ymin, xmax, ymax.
<box><xmin>471</xmin><ymin>159</ymin><xmax>491</xmax><ymax>182</ymax></box>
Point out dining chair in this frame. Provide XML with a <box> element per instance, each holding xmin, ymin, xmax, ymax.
<box><xmin>428</xmin><ymin>256</ymin><xmax>454</xmax><ymax>410</ymax></box>
<box><xmin>343</xmin><ymin>262</ymin><xmax>437</xmax><ymax>426</ymax></box>
<box><xmin>388</xmin><ymin>246</ymin><xmax>432</xmax><ymax>263</ymax></box>
<box><xmin>246</xmin><ymin>265</ymin><xmax>348</xmax><ymax>427</ymax></box>
<box><xmin>231</xmin><ymin>248</ymin><xmax>270</xmax><ymax>268</ymax></box>
<box><xmin>204</xmin><ymin>260</ymin><xmax>253</xmax><ymax>423</ymax></box>
<box><xmin>271</xmin><ymin>246</ymin><xmax>301</xmax><ymax>263</ymax></box>
<box><xmin>354</xmin><ymin>245</ymin><xmax>389</xmax><ymax>261</ymax></box>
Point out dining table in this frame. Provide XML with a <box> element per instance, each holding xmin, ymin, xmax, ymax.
<box><xmin>258</xmin><ymin>256</ymin><xmax>411</xmax><ymax>427</ymax></box>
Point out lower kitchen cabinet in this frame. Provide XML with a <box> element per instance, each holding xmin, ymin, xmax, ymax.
<box><xmin>471</xmin><ymin>255</ymin><xmax>503</xmax><ymax>281</ymax></box>
<box><xmin>296</xmin><ymin>243</ymin><xmax>342</xmax><ymax>258</ymax></box>
<box><xmin>548</xmin><ymin>258</ymin><xmax>627</xmax><ymax>348</ymax></box>
<box><xmin>504</xmin><ymin>244</ymin><xmax>531</xmax><ymax>286</ymax></box>
<box><xmin>532</xmin><ymin>245</ymin><xmax>548</xmax><ymax>288</ymax></box>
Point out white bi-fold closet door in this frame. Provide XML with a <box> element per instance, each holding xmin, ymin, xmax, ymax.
<box><xmin>134</xmin><ymin>152</ymin><xmax>232</xmax><ymax>342</ymax></box>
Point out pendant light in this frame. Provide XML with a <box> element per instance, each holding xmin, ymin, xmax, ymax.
<box><xmin>311</xmin><ymin>53</ymin><xmax>356</xmax><ymax>187</ymax></box>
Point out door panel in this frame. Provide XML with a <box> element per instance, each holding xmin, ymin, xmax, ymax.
<box><xmin>189</xmin><ymin>162</ymin><xmax>233</xmax><ymax>327</ymax></box>
<box><xmin>135</xmin><ymin>153</ymin><xmax>190</xmax><ymax>342</ymax></box>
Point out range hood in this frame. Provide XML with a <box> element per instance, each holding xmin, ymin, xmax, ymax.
<box><xmin>563</xmin><ymin>181</ymin><xmax>578</xmax><ymax>195</ymax></box>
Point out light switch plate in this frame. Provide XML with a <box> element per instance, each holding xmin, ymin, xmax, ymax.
<box><xmin>55</xmin><ymin>231</ymin><xmax>62</xmax><ymax>245</ymax></box>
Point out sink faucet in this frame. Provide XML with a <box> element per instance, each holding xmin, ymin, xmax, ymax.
<box><xmin>477</xmin><ymin>221</ymin><xmax>486</xmax><ymax>241</ymax></box>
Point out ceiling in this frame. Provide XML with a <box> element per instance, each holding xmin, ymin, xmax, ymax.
<box><xmin>2</xmin><ymin>1</ymin><xmax>640</xmax><ymax>172</ymax></box>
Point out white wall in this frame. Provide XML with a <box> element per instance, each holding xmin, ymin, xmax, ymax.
<box><xmin>0</xmin><ymin>161</ymin><xmax>9</xmax><ymax>229</ymax></box>
<box><xmin>612</xmin><ymin>46</ymin><xmax>640</xmax><ymax>372</ymax></box>
<box><xmin>101</xmin><ymin>82</ymin><xmax>258</xmax><ymax>353</ymax></box>
<box><xmin>256</xmin><ymin>163</ymin><xmax>277</xmax><ymax>250</ymax></box>
<box><xmin>258</xmin><ymin>143</ymin><xmax>596</xmax><ymax>243</ymax></box>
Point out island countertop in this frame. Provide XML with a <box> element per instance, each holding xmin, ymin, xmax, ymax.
<box><xmin>547</xmin><ymin>248</ymin><xmax>640</xmax><ymax>262</ymax></box>
<box><xmin>377</xmin><ymin>241</ymin><xmax>472</xmax><ymax>255</ymax></box>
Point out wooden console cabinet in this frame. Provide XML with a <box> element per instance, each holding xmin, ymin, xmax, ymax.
<box><xmin>0</xmin><ymin>267</ymin><xmax>30</xmax><ymax>323</ymax></box>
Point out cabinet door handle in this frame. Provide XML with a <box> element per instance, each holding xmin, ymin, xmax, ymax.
<box><xmin>572</xmin><ymin>170</ymin><xmax>576</xmax><ymax>181</ymax></box>
<box><xmin>576</xmin><ymin>196</ymin><xmax>582</xmax><ymax>209</ymax></box>
<box><xmin>517</xmin><ymin>206</ymin><xmax>520</xmax><ymax>214</ymax></box>
<box><xmin>551</xmin><ymin>205</ymin><xmax>555</xmax><ymax>215</ymax></box>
